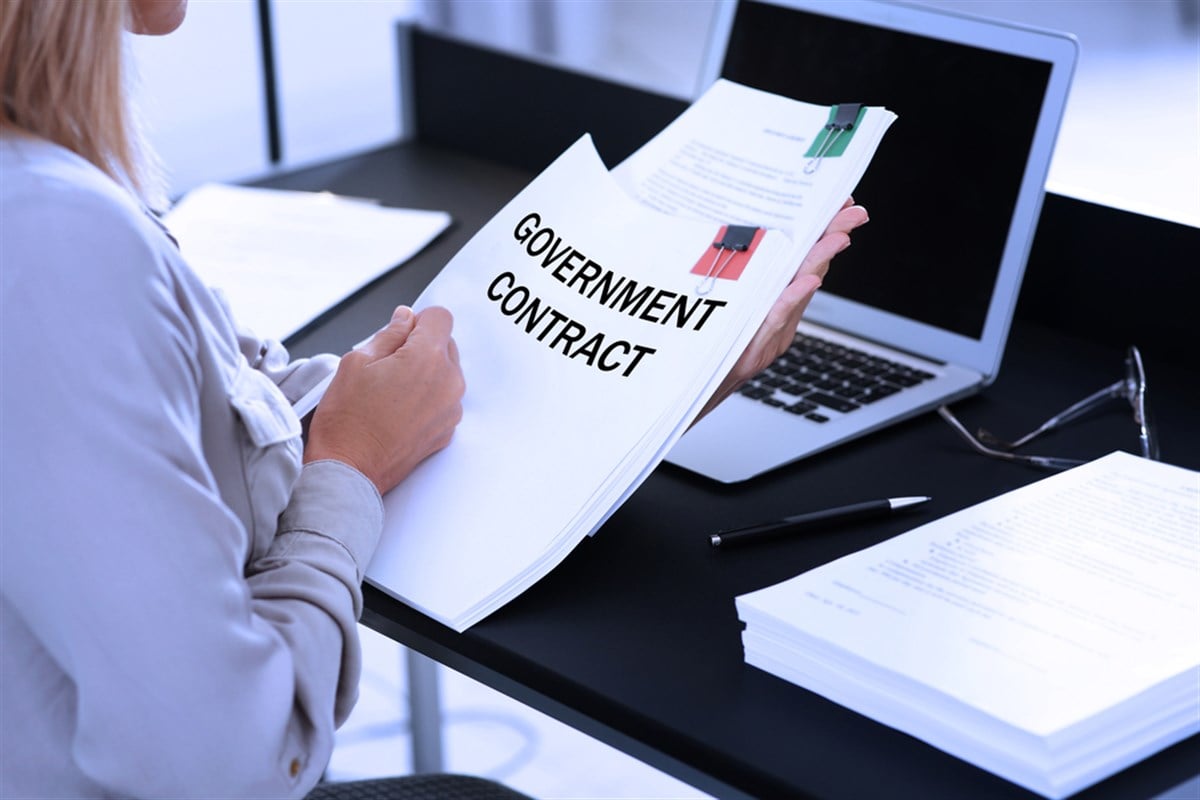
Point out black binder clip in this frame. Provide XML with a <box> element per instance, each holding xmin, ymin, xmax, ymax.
<box><xmin>804</xmin><ymin>102</ymin><xmax>862</xmax><ymax>174</ymax></box>
<box><xmin>697</xmin><ymin>225</ymin><xmax>758</xmax><ymax>296</ymax></box>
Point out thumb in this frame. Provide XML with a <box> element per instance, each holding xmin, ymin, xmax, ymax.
<box><xmin>357</xmin><ymin>305</ymin><xmax>416</xmax><ymax>360</ymax></box>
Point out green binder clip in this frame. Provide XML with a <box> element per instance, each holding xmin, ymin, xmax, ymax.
<box><xmin>804</xmin><ymin>103</ymin><xmax>865</xmax><ymax>174</ymax></box>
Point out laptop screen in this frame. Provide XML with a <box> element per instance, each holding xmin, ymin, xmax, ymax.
<box><xmin>700</xmin><ymin>0</ymin><xmax>1076</xmax><ymax>376</ymax></box>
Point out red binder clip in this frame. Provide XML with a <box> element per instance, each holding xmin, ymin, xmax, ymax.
<box><xmin>697</xmin><ymin>225</ymin><xmax>759</xmax><ymax>296</ymax></box>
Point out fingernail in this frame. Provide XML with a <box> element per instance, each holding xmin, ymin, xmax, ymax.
<box><xmin>393</xmin><ymin>306</ymin><xmax>413</xmax><ymax>323</ymax></box>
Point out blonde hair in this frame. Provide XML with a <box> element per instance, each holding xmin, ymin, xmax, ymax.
<box><xmin>1</xmin><ymin>0</ymin><xmax>157</xmax><ymax>202</ymax></box>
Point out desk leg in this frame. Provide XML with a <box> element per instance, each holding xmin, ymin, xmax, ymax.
<box><xmin>404</xmin><ymin>647</ymin><xmax>445</xmax><ymax>773</ymax></box>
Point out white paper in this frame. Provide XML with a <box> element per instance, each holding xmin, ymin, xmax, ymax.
<box><xmin>355</xmin><ymin>80</ymin><xmax>895</xmax><ymax>632</ymax></box>
<box><xmin>164</xmin><ymin>183</ymin><xmax>451</xmax><ymax>341</ymax></box>
<box><xmin>738</xmin><ymin>451</ymin><xmax>1200</xmax><ymax>797</ymax></box>
<box><xmin>613</xmin><ymin>79</ymin><xmax>896</xmax><ymax>264</ymax></box>
<box><xmin>366</xmin><ymin>135</ymin><xmax>795</xmax><ymax>630</ymax></box>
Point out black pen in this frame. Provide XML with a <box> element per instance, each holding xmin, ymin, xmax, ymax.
<box><xmin>709</xmin><ymin>496</ymin><xmax>931</xmax><ymax>548</ymax></box>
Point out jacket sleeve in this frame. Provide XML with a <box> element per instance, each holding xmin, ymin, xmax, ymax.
<box><xmin>234</xmin><ymin>322</ymin><xmax>341</xmax><ymax>407</ymax></box>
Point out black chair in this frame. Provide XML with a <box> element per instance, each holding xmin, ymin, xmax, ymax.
<box><xmin>306</xmin><ymin>774</ymin><xmax>532</xmax><ymax>800</ymax></box>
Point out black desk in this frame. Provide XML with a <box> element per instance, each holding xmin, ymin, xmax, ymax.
<box><xmin>262</xmin><ymin>140</ymin><xmax>1200</xmax><ymax>800</ymax></box>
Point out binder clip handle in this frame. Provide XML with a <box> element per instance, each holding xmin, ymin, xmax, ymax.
<box><xmin>829</xmin><ymin>102</ymin><xmax>861</xmax><ymax>133</ymax></box>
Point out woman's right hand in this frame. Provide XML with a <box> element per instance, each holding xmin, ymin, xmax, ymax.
<box><xmin>304</xmin><ymin>305</ymin><xmax>465</xmax><ymax>495</ymax></box>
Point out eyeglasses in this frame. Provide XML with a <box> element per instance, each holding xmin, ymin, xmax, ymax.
<box><xmin>938</xmin><ymin>346</ymin><xmax>1159</xmax><ymax>470</ymax></box>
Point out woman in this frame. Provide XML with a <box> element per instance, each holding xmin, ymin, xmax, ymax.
<box><xmin>0</xmin><ymin>1</ymin><xmax>866</xmax><ymax>797</ymax></box>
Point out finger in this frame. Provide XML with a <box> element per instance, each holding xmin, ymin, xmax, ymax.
<box><xmin>782</xmin><ymin>272</ymin><xmax>823</xmax><ymax>305</ymax></box>
<box><xmin>825</xmin><ymin>203</ymin><xmax>869</xmax><ymax>236</ymax></box>
<box><xmin>413</xmin><ymin>305</ymin><xmax>454</xmax><ymax>337</ymax></box>
<box><xmin>782</xmin><ymin>272</ymin><xmax>823</xmax><ymax>321</ymax></box>
<box><xmin>796</xmin><ymin>231</ymin><xmax>851</xmax><ymax>280</ymax></box>
<box><xmin>748</xmin><ymin>273</ymin><xmax>822</xmax><ymax>363</ymax></box>
<box><xmin>357</xmin><ymin>305</ymin><xmax>416</xmax><ymax>360</ymax></box>
<box><xmin>769</xmin><ymin>273</ymin><xmax>823</xmax><ymax>335</ymax></box>
<box><xmin>792</xmin><ymin>205</ymin><xmax>867</xmax><ymax>281</ymax></box>
<box><xmin>404</xmin><ymin>306</ymin><xmax>456</xmax><ymax>351</ymax></box>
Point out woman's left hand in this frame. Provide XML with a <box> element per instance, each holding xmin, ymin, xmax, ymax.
<box><xmin>694</xmin><ymin>198</ymin><xmax>869</xmax><ymax>423</ymax></box>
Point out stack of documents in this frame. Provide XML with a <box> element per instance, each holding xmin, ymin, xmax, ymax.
<box><xmin>737</xmin><ymin>451</ymin><xmax>1200</xmax><ymax>799</ymax></box>
<box><xmin>164</xmin><ymin>183</ymin><xmax>451</xmax><ymax>341</ymax></box>
<box><xmin>361</xmin><ymin>80</ymin><xmax>895</xmax><ymax>631</ymax></box>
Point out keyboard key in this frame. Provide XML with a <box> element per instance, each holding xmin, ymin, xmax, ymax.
<box><xmin>886</xmin><ymin>372</ymin><xmax>924</xmax><ymax>387</ymax></box>
<box><xmin>743</xmin><ymin>331</ymin><xmax>937</xmax><ymax>418</ymax></box>
<box><xmin>740</xmin><ymin>385</ymin><xmax>772</xmax><ymax>400</ymax></box>
<box><xmin>805</xmin><ymin>392</ymin><xmax>861</xmax><ymax>413</ymax></box>
<box><xmin>855</xmin><ymin>384</ymin><xmax>901</xmax><ymax>403</ymax></box>
<box><xmin>784</xmin><ymin>401</ymin><xmax>818</xmax><ymax>415</ymax></box>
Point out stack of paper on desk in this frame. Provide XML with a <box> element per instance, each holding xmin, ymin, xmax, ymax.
<box><xmin>737</xmin><ymin>451</ymin><xmax>1200</xmax><ymax>799</ymax></box>
<box><xmin>164</xmin><ymin>183</ymin><xmax>451</xmax><ymax>341</ymax></box>
<box><xmin>361</xmin><ymin>79</ymin><xmax>895</xmax><ymax>631</ymax></box>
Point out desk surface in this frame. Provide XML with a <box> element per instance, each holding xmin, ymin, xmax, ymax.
<box><xmin>264</xmin><ymin>142</ymin><xmax>1200</xmax><ymax>800</ymax></box>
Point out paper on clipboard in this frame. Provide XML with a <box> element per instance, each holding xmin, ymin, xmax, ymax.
<box><xmin>164</xmin><ymin>183</ymin><xmax>451</xmax><ymax>343</ymax></box>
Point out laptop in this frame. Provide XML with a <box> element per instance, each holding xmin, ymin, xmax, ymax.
<box><xmin>665</xmin><ymin>0</ymin><xmax>1078</xmax><ymax>483</ymax></box>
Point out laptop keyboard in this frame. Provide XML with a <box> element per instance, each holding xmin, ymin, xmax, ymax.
<box><xmin>739</xmin><ymin>332</ymin><xmax>936</xmax><ymax>423</ymax></box>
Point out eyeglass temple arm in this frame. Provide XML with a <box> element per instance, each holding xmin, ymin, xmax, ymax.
<box><xmin>1132</xmin><ymin>388</ymin><xmax>1159</xmax><ymax>461</ymax></box>
<box><xmin>1124</xmin><ymin>346</ymin><xmax>1159</xmax><ymax>461</ymax></box>
<box><xmin>979</xmin><ymin>379</ymin><xmax>1125</xmax><ymax>449</ymax></box>
<box><xmin>938</xmin><ymin>406</ymin><xmax>1084</xmax><ymax>470</ymax></box>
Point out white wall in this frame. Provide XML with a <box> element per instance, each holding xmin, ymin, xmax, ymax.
<box><xmin>273</xmin><ymin>0</ymin><xmax>416</xmax><ymax>170</ymax></box>
<box><xmin>431</xmin><ymin>0</ymin><xmax>1199</xmax><ymax>226</ymax></box>
<box><xmin>129</xmin><ymin>0</ymin><xmax>418</xmax><ymax>199</ymax></box>
<box><xmin>130</xmin><ymin>0</ymin><xmax>1198</xmax><ymax>226</ymax></box>
<box><xmin>129</xmin><ymin>0</ymin><xmax>267</xmax><ymax>198</ymax></box>
<box><xmin>428</xmin><ymin>0</ymin><xmax>717</xmax><ymax>98</ymax></box>
<box><xmin>911</xmin><ymin>0</ymin><xmax>1200</xmax><ymax>226</ymax></box>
